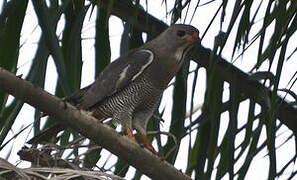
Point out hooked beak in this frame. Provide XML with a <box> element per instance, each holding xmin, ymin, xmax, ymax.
<box><xmin>186</xmin><ymin>32</ymin><xmax>199</xmax><ymax>44</ymax></box>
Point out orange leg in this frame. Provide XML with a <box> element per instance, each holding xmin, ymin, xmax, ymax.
<box><xmin>139</xmin><ymin>133</ymin><xmax>158</xmax><ymax>155</ymax></box>
<box><xmin>126</xmin><ymin>128</ymin><xmax>136</xmax><ymax>142</ymax></box>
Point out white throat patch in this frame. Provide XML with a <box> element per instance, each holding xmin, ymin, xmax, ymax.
<box><xmin>174</xmin><ymin>45</ymin><xmax>187</xmax><ymax>62</ymax></box>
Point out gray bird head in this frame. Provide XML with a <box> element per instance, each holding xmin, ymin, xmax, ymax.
<box><xmin>160</xmin><ymin>24</ymin><xmax>199</xmax><ymax>47</ymax></box>
<box><xmin>146</xmin><ymin>24</ymin><xmax>199</xmax><ymax>62</ymax></box>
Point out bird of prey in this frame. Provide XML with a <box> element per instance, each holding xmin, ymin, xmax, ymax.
<box><xmin>29</xmin><ymin>24</ymin><xmax>199</xmax><ymax>155</ymax></box>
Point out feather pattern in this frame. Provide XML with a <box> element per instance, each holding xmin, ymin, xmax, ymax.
<box><xmin>78</xmin><ymin>49</ymin><xmax>154</xmax><ymax>109</ymax></box>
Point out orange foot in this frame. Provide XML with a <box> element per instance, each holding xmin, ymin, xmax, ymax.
<box><xmin>126</xmin><ymin>128</ymin><xmax>158</xmax><ymax>155</ymax></box>
<box><xmin>126</xmin><ymin>128</ymin><xmax>136</xmax><ymax>142</ymax></box>
<box><xmin>139</xmin><ymin>133</ymin><xmax>158</xmax><ymax>155</ymax></box>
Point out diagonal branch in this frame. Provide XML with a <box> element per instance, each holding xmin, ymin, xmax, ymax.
<box><xmin>0</xmin><ymin>67</ymin><xmax>191</xmax><ymax>180</ymax></box>
<box><xmin>103</xmin><ymin>0</ymin><xmax>297</xmax><ymax>135</ymax></box>
<box><xmin>191</xmin><ymin>46</ymin><xmax>297</xmax><ymax>135</ymax></box>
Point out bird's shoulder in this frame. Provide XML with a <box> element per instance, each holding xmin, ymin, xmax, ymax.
<box><xmin>77</xmin><ymin>48</ymin><xmax>155</xmax><ymax>109</ymax></box>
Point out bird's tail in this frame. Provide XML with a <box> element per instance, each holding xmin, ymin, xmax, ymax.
<box><xmin>28</xmin><ymin>85</ymin><xmax>93</xmax><ymax>144</ymax></box>
<box><xmin>27</xmin><ymin>123</ymin><xmax>65</xmax><ymax>144</ymax></box>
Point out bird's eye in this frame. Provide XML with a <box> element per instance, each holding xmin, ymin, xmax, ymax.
<box><xmin>176</xmin><ymin>30</ymin><xmax>186</xmax><ymax>37</ymax></box>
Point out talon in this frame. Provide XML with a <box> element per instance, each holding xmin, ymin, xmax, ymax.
<box><xmin>126</xmin><ymin>128</ymin><xmax>136</xmax><ymax>142</ymax></box>
<box><xmin>139</xmin><ymin>133</ymin><xmax>158</xmax><ymax>155</ymax></box>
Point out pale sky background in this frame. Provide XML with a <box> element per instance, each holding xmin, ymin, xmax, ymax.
<box><xmin>1</xmin><ymin>0</ymin><xmax>297</xmax><ymax>179</ymax></box>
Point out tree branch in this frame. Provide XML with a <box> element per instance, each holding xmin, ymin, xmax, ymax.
<box><xmin>103</xmin><ymin>0</ymin><xmax>297</xmax><ymax>135</ymax></box>
<box><xmin>191</xmin><ymin>46</ymin><xmax>297</xmax><ymax>135</ymax></box>
<box><xmin>0</xmin><ymin>67</ymin><xmax>191</xmax><ymax>180</ymax></box>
